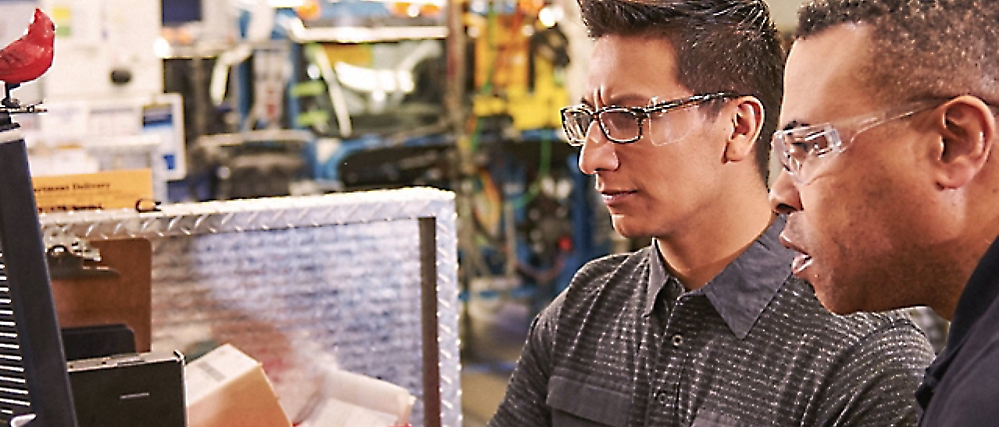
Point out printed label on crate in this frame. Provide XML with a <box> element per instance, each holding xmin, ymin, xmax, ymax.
<box><xmin>32</xmin><ymin>169</ymin><xmax>153</xmax><ymax>213</ymax></box>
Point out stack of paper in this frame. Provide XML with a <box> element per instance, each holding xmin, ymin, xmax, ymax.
<box><xmin>299</xmin><ymin>368</ymin><xmax>416</xmax><ymax>427</ymax></box>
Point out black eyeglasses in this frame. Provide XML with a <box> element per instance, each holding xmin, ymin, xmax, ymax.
<box><xmin>559</xmin><ymin>92</ymin><xmax>740</xmax><ymax>146</ymax></box>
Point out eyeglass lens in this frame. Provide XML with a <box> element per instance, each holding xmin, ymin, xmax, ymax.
<box><xmin>562</xmin><ymin>109</ymin><xmax>592</xmax><ymax>143</ymax></box>
<box><xmin>562</xmin><ymin>109</ymin><xmax>644</xmax><ymax>144</ymax></box>
<box><xmin>598</xmin><ymin>110</ymin><xmax>642</xmax><ymax>142</ymax></box>
<box><xmin>776</xmin><ymin>128</ymin><xmax>838</xmax><ymax>181</ymax></box>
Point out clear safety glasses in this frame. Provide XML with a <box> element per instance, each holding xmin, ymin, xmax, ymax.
<box><xmin>773</xmin><ymin>100</ymin><xmax>941</xmax><ymax>184</ymax></box>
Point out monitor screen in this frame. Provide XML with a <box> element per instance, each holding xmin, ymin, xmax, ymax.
<box><xmin>162</xmin><ymin>0</ymin><xmax>202</xmax><ymax>26</ymax></box>
<box><xmin>0</xmin><ymin>119</ymin><xmax>79</xmax><ymax>427</ymax></box>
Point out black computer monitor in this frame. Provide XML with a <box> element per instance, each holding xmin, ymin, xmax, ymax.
<box><xmin>0</xmin><ymin>115</ymin><xmax>79</xmax><ymax>427</ymax></box>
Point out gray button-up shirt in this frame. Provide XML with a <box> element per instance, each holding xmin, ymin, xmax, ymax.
<box><xmin>489</xmin><ymin>216</ymin><xmax>934</xmax><ymax>427</ymax></box>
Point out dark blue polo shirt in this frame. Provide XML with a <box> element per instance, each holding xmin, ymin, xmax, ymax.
<box><xmin>917</xmin><ymin>237</ymin><xmax>999</xmax><ymax>426</ymax></box>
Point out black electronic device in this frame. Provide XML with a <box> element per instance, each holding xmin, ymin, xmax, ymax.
<box><xmin>60</xmin><ymin>324</ymin><xmax>137</xmax><ymax>362</ymax></box>
<box><xmin>0</xmin><ymin>114</ymin><xmax>79</xmax><ymax>426</ymax></box>
<box><xmin>67</xmin><ymin>351</ymin><xmax>185</xmax><ymax>427</ymax></box>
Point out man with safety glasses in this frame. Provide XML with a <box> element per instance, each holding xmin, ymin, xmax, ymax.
<box><xmin>770</xmin><ymin>0</ymin><xmax>999</xmax><ymax>425</ymax></box>
<box><xmin>489</xmin><ymin>0</ymin><xmax>933</xmax><ymax>426</ymax></box>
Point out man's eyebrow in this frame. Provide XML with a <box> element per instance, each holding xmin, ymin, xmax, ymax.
<box><xmin>782</xmin><ymin>120</ymin><xmax>810</xmax><ymax>131</ymax></box>
<box><xmin>581</xmin><ymin>94</ymin><xmax>650</xmax><ymax>108</ymax></box>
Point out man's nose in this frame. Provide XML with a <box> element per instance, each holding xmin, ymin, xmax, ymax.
<box><xmin>769</xmin><ymin>169</ymin><xmax>802</xmax><ymax>216</ymax></box>
<box><xmin>577</xmin><ymin>126</ymin><xmax>620</xmax><ymax>174</ymax></box>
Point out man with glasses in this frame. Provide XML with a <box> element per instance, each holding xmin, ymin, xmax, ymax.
<box><xmin>489</xmin><ymin>0</ymin><xmax>933</xmax><ymax>426</ymax></box>
<box><xmin>770</xmin><ymin>0</ymin><xmax>999</xmax><ymax>425</ymax></box>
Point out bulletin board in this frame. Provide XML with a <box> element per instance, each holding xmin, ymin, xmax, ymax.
<box><xmin>39</xmin><ymin>187</ymin><xmax>461</xmax><ymax>427</ymax></box>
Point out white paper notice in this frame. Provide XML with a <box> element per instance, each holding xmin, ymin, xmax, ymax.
<box><xmin>308</xmin><ymin>399</ymin><xmax>399</xmax><ymax>427</ymax></box>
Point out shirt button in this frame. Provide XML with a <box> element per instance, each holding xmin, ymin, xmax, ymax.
<box><xmin>655</xmin><ymin>390</ymin><xmax>668</xmax><ymax>405</ymax></box>
<box><xmin>671</xmin><ymin>334</ymin><xmax>684</xmax><ymax>347</ymax></box>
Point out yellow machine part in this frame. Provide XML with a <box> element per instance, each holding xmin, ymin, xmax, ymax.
<box><xmin>469</xmin><ymin>7</ymin><xmax>568</xmax><ymax>131</ymax></box>
<box><xmin>472</xmin><ymin>47</ymin><xmax>567</xmax><ymax>130</ymax></box>
<box><xmin>472</xmin><ymin>14</ymin><xmax>530</xmax><ymax>91</ymax></box>
<box><xmin>321</xmin><ymin>43</ymin><xmax>373</xmax><ymax>67</ymax></box>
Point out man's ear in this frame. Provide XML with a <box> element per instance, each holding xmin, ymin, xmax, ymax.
<box><xmin>931</xmin><ymin>96</ymin><xmax>996</xmax><ymax>189</ymax></box>
<box><xmin>724</xmin><ymin>96</ymin><xmax>764</xmax><ymax>163</ymax></box>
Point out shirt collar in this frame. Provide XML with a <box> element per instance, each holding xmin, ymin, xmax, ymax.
<box><xmin>646</xmin><ymin>242</ymin><xmax>672</xmax><ymax>316</ymax></box>
<box><xmin>645</xmin><ymin>215</ymin><xmax>795</xmax><ymax>339</ymax></box>
<box><xmin>942</xmin><ymin>236</ymin><xmax>999</xmax><ymax>354</ymax></box>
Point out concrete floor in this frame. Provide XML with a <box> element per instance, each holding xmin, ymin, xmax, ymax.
<box><xmin>461</xmin><ymin>368</ymin><xmax>514</xmax><ymax>427</ymax></box>
<box><xmin>459</xmin><ymin>297</ymin><xmax>533</xmax><ymax>427</ymax></box>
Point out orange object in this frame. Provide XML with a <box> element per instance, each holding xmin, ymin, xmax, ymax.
<box><xmin>297</xmin><ymin>0</ymin><xmax>322</xmax><ymax>21</ymax></box>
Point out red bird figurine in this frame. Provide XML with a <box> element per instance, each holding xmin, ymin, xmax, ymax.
<box><xmin>0</xmin><ymin>8</ymin><xmax>55</xmax><ymax>109</ymax></box>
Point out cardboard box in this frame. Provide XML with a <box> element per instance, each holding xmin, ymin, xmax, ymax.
<box><xmin>185</xmin><ymin>344</ymin><xmax>292</xmax><ymax>427</ymax></box>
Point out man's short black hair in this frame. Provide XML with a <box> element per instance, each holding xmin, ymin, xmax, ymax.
<box><xmin>797</xmin><ymin>0</ymin><xmax>999</xmax><ymax>106</ymax></box>
<box><xmin>577</xmin><ymin>0</ymin><xmax>785</xmax><ymax>182</ymax></box>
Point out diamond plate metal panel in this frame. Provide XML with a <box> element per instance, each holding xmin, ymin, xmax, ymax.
<box><xmin>39</xmin><ymin>187</ymin><xmax>461</xmax><ymax>427</ymax></box>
